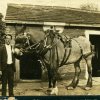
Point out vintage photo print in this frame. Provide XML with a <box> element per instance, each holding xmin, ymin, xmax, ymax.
<box><xmin>0</xmin><ymin>0</ymin><xmax>100</xmax><ymax>100</ymax></box>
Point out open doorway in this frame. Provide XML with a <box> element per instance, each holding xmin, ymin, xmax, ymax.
<box><xmin>20</xmin><ymin>54</ymin><xmax>42</xmax><ymax>80</ymax></box>
<box><xmin>90</xmin><ymin>35</ymin><xmax>100</xmax><ymax>77</ymax></box>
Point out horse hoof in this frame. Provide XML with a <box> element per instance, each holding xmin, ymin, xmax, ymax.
<box><xmin>66</xmin><ymin>86</ymin><xmax>74</xmax><ymax>90</ymax></box>
<box><xmin>50</xmin><ymin>87</ymin><xmax>58</xmax><ymax>95</ymax></box>
<box><xmin>50</xmin><ymin>92</ymin><xmax>58</xmax><ymax>96</ymax></box>
<box><xmin>84</xmin><ymin>87</ymin><xmax>91</xmax><ymax>90</ymax></box>
<box><xmin>47</xmin><ymin>88</ymin><xmax>52</xmax><ymax>91</ymax></box>
<box><xmin>46</xmin><ymin>88</ymin><xmax>52</xmax><ymax>95</ymax></box>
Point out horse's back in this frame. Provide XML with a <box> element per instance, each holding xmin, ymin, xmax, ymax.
<box><xmin>74</xmin><ymin>36</ymin><xmax>91</xmax><ymax>55</ymax></box>
<box><xmin>66</xmin><ymin>38</ymin><xmax>82</xmax><ymax>63</ymax></box>
<box><xmin>57</xmin><ymin>36</ymin><xmax>91</xmax><ymax>64</ymax></box>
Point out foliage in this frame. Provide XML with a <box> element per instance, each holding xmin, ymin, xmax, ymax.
<box><xmin>0</xmin><ymin>13</ymin><xmax>6</xmax><ymax>44</ymax></box>
<box><xmin>80</xmin><ymin>3</ymin><xmax>98</xmax><ymax>12</ymax></box>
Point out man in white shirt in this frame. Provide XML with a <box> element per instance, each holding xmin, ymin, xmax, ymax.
<box><xmin>0</xmin><ymin>34</ymin><xmax>16</xmax><ymax>96</ymax></box>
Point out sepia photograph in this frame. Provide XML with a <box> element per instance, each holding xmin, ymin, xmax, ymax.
<box><xmin>0</xmin><ymin>0</ymin><xmax>100</xmax><ymax>99</ymax></box>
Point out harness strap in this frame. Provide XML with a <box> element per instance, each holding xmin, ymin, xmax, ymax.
<box><xmin>44</xmin><ymin>37</ymin><xmax>47</xmax><ymax>47</ymax></box>
<box><xmin>56</xmin><ymin>36</ymin><xmax>72</xmax><ymax>67</ymax></box>
<box><xmin>59</xmin><ymin>47</ymin><xmax>71</xmax><ymax>67</ymax></box>
<box><xmin>26</xmin><ymin>37</ymin><xmax>31</xmax><ymax>49</ymax></box>
<box><xmin>83</xmin><ymin>52</ymin><xmax>93</xmax><ymax>58</ymax></box>
<box><xmin>56</xmin><ymin>45</ymin><xmax>59</xmax><ymax>67</ymax></box>
<box><xmin>38</xmin><ymin>58</ymin><xmax>46</xmax><ymax>70</ymax></box>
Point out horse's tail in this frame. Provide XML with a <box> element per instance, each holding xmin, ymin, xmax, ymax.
<box><xmin>90</xmin><ymin>44</ymin><xmax>95</xmax><ymax>57</ymax></box>
<box><xmin>82</xmin><ymin>43</ymin><xmax>94</xmax><ymax>58</ymax></box>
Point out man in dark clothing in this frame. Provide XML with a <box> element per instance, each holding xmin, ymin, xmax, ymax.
<box><xmin>0</xmin><ymin>34</ymin><xmax>16</xmax><ymax>96</ymax></box>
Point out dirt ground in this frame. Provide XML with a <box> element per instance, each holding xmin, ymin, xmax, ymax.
<box><xmin>0</xmin><ymin>78</ymin><xmax>100</xmax><ymax>96</ymax></box>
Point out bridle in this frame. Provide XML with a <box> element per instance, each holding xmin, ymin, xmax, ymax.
<box><xmin>24</xmin><ymin>38</ymin><xmax>41</xmax><ymax>52</ymax></box>
<box><xmin>15</xmin><ymin>30</ymin><xmax>71</xmax><ymax>55</ymax></box>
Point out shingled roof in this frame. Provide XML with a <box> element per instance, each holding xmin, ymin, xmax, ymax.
<box><xmin>5</xmin><ymin>3</ymin><xmax>100</xmax><ymax>27</ymax></box>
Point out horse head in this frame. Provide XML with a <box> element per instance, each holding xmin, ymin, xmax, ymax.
<box><xmin>14</xmin><ymin>33</ymin><xmax>35</xmax><ymax>57</ymax></box>
<box><xmin>14</xmin><ymin>30</ymin><xmax>52</xmax><ymax>58</ymax></box>
<box><xmin>14</xmin><ymin>28</ymin><xmax>71</xmax><ymax>58</ymax></box>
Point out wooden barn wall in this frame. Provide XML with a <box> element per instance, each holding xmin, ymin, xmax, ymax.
<box><xmin>63</xmin><ymin>27</ymin><xmax>85</xmax><ymax>37</ymax></box>
<box><xmin>6</xmin><ymin>25</ymin><xmax>87</xmax><ymax>81</ymax></box>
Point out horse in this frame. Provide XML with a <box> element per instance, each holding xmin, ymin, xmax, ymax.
<box><xmin>14</xmin><ymin>29</ymin><xmax>93</xmax><ymax>95</ymax></box>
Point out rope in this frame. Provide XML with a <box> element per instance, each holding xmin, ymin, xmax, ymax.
<box><xmin>60</xmin><ymin>48</ymin><xmax>71</xmax><ymax>67</ymax></box>
<box><xmin>58</xmin><ymin>36</ymin><xmax>72</xmax><ymax>67</ymax></box>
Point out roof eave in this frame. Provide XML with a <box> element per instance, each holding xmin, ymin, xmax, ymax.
<box><xmin>5</xmin><ymin>20</ymin><xmax>44</xmax><ymax>25</ymax></box>
<box><xmin>5</xmin><ymin>20</ymin><xmax>100</xmax><ymax>28</ymax></box>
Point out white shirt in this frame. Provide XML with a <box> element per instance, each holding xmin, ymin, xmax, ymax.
<box><xmin>5</xmin><ymin>44</ymin><xmax>13</xmax><ymax>64</ymax></box>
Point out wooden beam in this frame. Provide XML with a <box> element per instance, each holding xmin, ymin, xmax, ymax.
<box><xmin>5</xmin><ymin>20</ymin><xmax>100</xmax><ymax>28</ymax></box>
<box><xmin>5</xmin><ymin>20</ymin><xmax>44</xmax><ymax>25</ymax></box>
<box><xmin>44</xmin><ymin>22</ymin><xmax>66</xmax><ymax>26</ymax></box>
<box><xmin>68</xmin><ymin>23</ymin><xmax>100</xmax><ymax>28</ymax></box>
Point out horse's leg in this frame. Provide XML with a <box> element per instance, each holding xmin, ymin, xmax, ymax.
<box><xmin>84</xmin><ymin>55</ymin><xmax>92</xmax><ymax>90</ymax></box>
<box><xmin>67</xmin><ymin>60</ymin><xmax>81</xmax><ymax>90</ymax></box>
<box><xmin>46</xmin><ymin>68</ymin><xmax>53</xmax><ymax>95</ymax></box>
<box><xmin>50</xmin><ymin>69</ymin><xmax>58</xmax><ymax>95</ymax></box>
<box><xmin>48</xmin><ymin>69</ymin><xmax>52</xmax><ymax>88</ymax></box>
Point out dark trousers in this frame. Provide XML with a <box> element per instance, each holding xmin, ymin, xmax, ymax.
<box><xmin>2</xmin><ymin>64</ymin><xmax>14</xmax><ymax>96</ymax></box>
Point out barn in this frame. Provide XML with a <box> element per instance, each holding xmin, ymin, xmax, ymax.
<box><xmin>5</xmin><ymin>3</ymin><xmax>100</xmax><ymax>81</ymax></box>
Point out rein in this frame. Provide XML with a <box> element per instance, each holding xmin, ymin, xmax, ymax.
<box><xmin>25</xmin><ymin>42</ymin><xmax>40</xmax><ymax>51</ymax></box>
<box><xmin>19</xmin><ymin>32</ymin><xmax>80</xmax><ymax>67</ymax></box>
<box><xmin>23</xmin><ymin>33</ymin><xmax>72</xmax><ymax>67</ymax></box>
<box><xmin>24</xmin><ymin>33</ymin><xmax>58</xmax><ymax>52</ymax></box>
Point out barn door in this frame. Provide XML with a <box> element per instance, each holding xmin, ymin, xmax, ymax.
<box><xmin>90</xmin><ymin>35</ymin><xmax>100</xmax><ymax>77</ymax></box>
<box><xmin>20</xmin><ymin>54</ymin><xmax>42</xmax><ymax>80</ymax></box>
